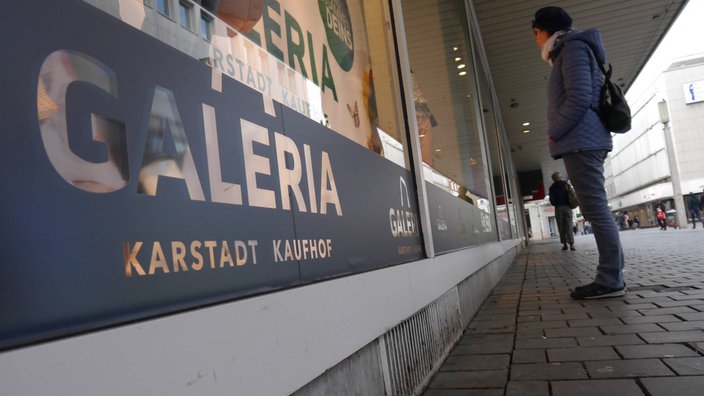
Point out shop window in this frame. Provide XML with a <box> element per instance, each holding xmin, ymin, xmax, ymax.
<box><xmin>206</xmin><ymin>0</ymin><xmax>409</xmax><ymax>168</ymax></box>
<box><xmin>401</xmin><ymin>0</ymin><xmax>498</xmax><ymax>250</ymax></box>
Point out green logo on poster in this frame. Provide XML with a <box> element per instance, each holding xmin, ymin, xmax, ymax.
<box><xmin>318</xmin><ymin>0</ymin><xmax>354</xmax><ymax>72</ymax></box>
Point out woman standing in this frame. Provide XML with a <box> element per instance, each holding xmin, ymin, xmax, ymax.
<box><xmin>532</xmin><ymin>6</ymin><xmax>625</xmax><ymax>299</ymax></box>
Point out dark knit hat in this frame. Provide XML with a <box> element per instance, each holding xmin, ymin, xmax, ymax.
<box><xmin>532</xmin><ymin>6</ymin><xmax>572</xmax><ymax>32</ymax></box>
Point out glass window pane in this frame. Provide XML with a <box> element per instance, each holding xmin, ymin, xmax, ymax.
<box><xmin>472</xmin><ymin>33</ymin><xmax>516</xmax><ymax>240</ymax></box>
<box><xmin>209</xmin><ymin>0</ymin><xmax>409</xmax><ymax>168</ymax></box>
<box><xmin>179</xmin><ymin>2</ymin><xmax>191</xmax><ymax>29</ymax></box>
<box><xmin>401</xmin><ymin>0</ymin><xmax>498</xmax><ymax>251</ymax></box>
<box><xmin>156</xmin><ymin>0</ymin><xmax>169</xmax><ymax>16</ymax></box>
<box><xmin>200</xmin><ymin>15</ymin><xmax>211</xmax><ymax>40</ymax></box>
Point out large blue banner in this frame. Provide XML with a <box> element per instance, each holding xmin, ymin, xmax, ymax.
<box><xmin>0</xmin><ymin>0</ymin><xmax>422</xmax><ymax>350</ymax></box>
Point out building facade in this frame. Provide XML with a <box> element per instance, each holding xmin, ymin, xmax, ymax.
<box><xmin>1</xmin><ymin>0</ymin><xmax>525</xmax><ymax>395</ymax></box>
<box><xmin>606</xmin><ymin>54</ymin><xmax>704</xmax><ymax>230</ymax></box>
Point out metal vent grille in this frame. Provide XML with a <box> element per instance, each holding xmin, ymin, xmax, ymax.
<box><xmin>380</xmin><ymin>289</ymin><xmax>463</xmax><ymax>396</ymax></box>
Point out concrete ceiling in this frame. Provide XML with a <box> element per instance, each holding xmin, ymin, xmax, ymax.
<box><xmin>472</xmin><ymin>0</ymin><xmax>688</xmax><ymax>177</ymax></box>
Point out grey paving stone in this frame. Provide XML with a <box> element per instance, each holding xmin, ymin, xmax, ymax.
<box><xmin>511</xmin><ymin>349</ymin><xmax>546</xmax><ymax>364</ymax></box>
<box><xmin>510</xmin><ymin>362</ymin><xmax>587</xmax><ymax>381</ymax></box>
<box><xmin>439</xmin><ymin>354</ymin><xmax>510</xmax><ymax>372</ymax></box>
<box><xmin>662</xmin><ymin>357</ymin><xmax>704</xmax><ymax>375</ymax></box>
<box><xmin>505</xmin><ymin>380</ymin><xmax>549</xmax><ymax>396</ymax></box>
<box><xmin>424</xmin><ymin>389</ymin><xmax>503</xmax><ymax>396</ymax></box>
<box><xmin>584</xmin><ymin>359</ymin><xmax>674</xmax><ymax>378</ymax></box>
<box><xmin>639</xmin><ymin>330</ymin><xmax>704</xmax><ymax>344</ymax></box>
<box><xmin>515</xmin><ymin>337</ymin><xmax>578</xmax><ymax>350</ymax></box>
<box><xmin>551</xmin><ymin>379</ymin><xmax>645</xmax><ymax>396</ymax></box>
<box><xmin>620</xmin><ymin>314</ymin><xmax>681</xmax><ymax>324</ymax></box>
<box><xmin>676</xmin><ymin>312</ymin><xmax>704</xmax><ymax>321</ymax></box>
<box><xmin>519</xmin><ymin>309</ymin><xmax>562</xmax><ymax>317</ymax></box>
<box><xmin>517</xmin><ymin>320</ymin><xmax>567</xmax><ymax>330</ymax></box>
<box><xmin>615</xmin><ymin>343</ymin><xmax>698</xmax><ymax>358</ymax></box>
<box><xmin>517</xmin><ymin>315</ymin><xmax>541</xmax><ymax>323</ymax></box>
<box><xmin>654</xmin><ymin>299</ymin><xmax>704</xmax><ymax>308</ymax></box>
<box><xmin>638</xmin><ymin>306</ymin><xmax>699</xmax><ymax>316</ymax></box>
<box><xmin>454</xmin><ymin>333</ymin><xmax>514</xmax><ymax>354</ymax></box>
<box><xmin>544</xmin><ymin>326</ymin><xmax>602</xmax><ymax>338</ymax></box>
<box><xmin>466</xmin><ymin>319</ymin><xmax>516</xmax><ymax>334</ymax></box>
<box><xmin>567</xmin><ymin>317</ymin><xmax>623</xmax><ymax>327</ymax></box>
<box><xmin>547</xmin><ymin>346</ymin><xmax>619</xmax><ymax>362</ymax></box>
<box><xmin>515</xmin><ymin>328</ymin><xmax>545</xmax><ymax>339</ymax></box>
<box><xmin>427</xmin><ymin>370</ymin><xmax>507</xmax><ymax>389</ymax></box>
<box><xmin>586</xmin><ymin>310</ymin><xmax>644</xmax><ymax>318</ymax></box>
<box><xmin>472</xmin><ymin>313</ymin><xmax>517</xmax><ymax>322</ymax></box>
<box><xmin>599</xmin><ymin>323</ymin><xmax>663</xmax><ymax>334</ymax></box>
<box><xmin>576</xmin><ymin>334</ymin><xmax>644</xmax><ymax>347</ymax></box>
<box><xmin>541</xmin><ymin>313</ymin><xmax>590</xmax><ymax>321</ymax></box>
<box><xmin>640</xmin><ymin>376</ymin><xmax>704</xmax><ymax>396</ymax></box>
<box><xmin>611</xmin><ymin>302</ymin><xmax>659</xmax><ymax>311</ymax></box>
<box><xmin>659</xmin><ymin>320</ymin><xmax>704</xmax><ymax>331</ymax></box>
<box><xmin>672</xmin><ymin>293</ymin><xmax>704</xmax><ymax>301</ymax></box>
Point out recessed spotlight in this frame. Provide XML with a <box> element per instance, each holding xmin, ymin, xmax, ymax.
<box><xmin>458</xmin><ymin>71</ymin><xmax>467</xmax><ymax>76</ymax></box>
<box><xmin>457</xmin><ymin>64</ymin><xmax>465</xmax><ymax>69</ymax></box>
<box><xmin>522</xmin><ymin>122</ymin><xmax>530</xmax><ymax>126</ymax></box>
<box><xmin>435</xmin><ymin>148</ymin><xmax>442</xmax><ymax>152</ymax></box>
<box><xmin>522</xmin><ymin>129</ymin><xmax>530</xmax><ymax>134</ymax></box>
<box><xmin>455</xmin><ymin>57</ymin><xmax>461</xmax><ymax>62</ymax></box>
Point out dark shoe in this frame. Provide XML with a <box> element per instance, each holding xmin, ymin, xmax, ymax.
<box><xmin>571</xmin><ymin>282</ymin><xmax>626</xmax><ymax>300</ymax></box>
<box><xmin>570</xmin><ymin>245</ymin><xmax>576</xmax><ymax>251</ymax></box>
<box><xmin>562</xmin><ymin>244</ymin><xmax>568</xmax><ymax>251</ymax></box>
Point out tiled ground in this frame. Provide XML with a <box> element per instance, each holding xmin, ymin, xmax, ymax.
<box><xmin>424</xmin><ymin>227</ymin><xmax>704</xmax><ymax>396</ymax></box>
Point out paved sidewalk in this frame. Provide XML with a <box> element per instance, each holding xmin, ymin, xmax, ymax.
<box><xmin>425</xmin><ymin>227</ymin><xmax>704</xmax><ymax>396</ymax></box>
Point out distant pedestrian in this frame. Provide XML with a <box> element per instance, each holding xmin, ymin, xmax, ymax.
<box><xmin>688</xmin><ymin>193</ymin><xmax>704</xmax><ymax>229</ymax></box>
<box><xmin>532</xmin><ymin>6</ymin><xmax>624</xmax><ymax>299</ymax></box>
<box><xmin>633</xmin><ymin>216</ymin><xmax>640</xmax><ymax>229</ymax></box>
<box><xmin>549</xmin><ymin>172</ymin><xmax>575</xmax><ymax>251</ymax></box>
<box><xmin>657</xmin><ymin>207</ymin><xmax>667</xmax><ymax>230</ymax></box>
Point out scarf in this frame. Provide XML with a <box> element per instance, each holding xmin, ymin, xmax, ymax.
<box><xmin>541</xmin><ymin>29</ymin><xmax>571</xmax><ymax>67</ymax></box>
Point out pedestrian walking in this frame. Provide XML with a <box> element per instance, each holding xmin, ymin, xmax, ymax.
<box><xmin>657</xmin><ymin>207</ymin><xmax>667</xmax><ymax>230</ymax></box>
<box><xmin>549</xmin><ymin>172</ymin><xmax>576</xmax><ymax>251</ymax></box>
<box><xmin>687</xmin><ymin>192</ymin><xmax>704</xmax><ymax>228</ymax></box>
<box><xmin>532</xmin><ymin>6</ymin><xmax>625</xmax><ymax>299</ymax></box>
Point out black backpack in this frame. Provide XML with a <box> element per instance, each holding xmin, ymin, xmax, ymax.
<box><xmin>596</xmin><ymin>62</ymin><xmax>631</xmax><ymax>133</ymax></box>
<box><xmin>581</xmin><ymin>42</ymin><xmax>632</xmax><ymax>133</ymax></box>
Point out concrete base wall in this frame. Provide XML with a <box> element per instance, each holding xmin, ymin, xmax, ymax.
<box><xmin>293</xmin><ymin>244</ymin><xmax>518</xmax><ymax>396</ymax></box>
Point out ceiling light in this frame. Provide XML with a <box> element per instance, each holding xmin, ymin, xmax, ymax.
<box><xmin>458</xmin><ymin>71</ymin><xmax>467</xmax><ymax>76</ymax></box>
<box><xmin>435</xmin><ymin>148</ymin><xmax>442</xmax><ymax>152</ymax></box>
<box><xmin>453</xmin><ymin>47</ymin><xmax>459</xmax><ymax>51</ymax></box>
<box><xmin>457</xmin><ymin>64</ymin><xmax>465</xmax><ymax>69</ymax></box>
<box><xmin>522</xmin><ymin>122</ymin><xmax>530</xmax><ymax>126</ymax></box>
<box><xmin>522</xmin><ymin>129</ymin><xmax>530</xmax><ymax>134</ymax></box>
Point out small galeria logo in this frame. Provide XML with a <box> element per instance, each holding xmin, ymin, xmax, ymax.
<box><xmin>389</xmin><ymin>177</ymin><xmax>418</xmax><ymax>238</ymax></box>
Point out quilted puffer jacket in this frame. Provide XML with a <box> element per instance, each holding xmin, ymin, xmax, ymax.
<box><xmin>546</xmin><ymin>28</ymin><xmax>612</xmax><ymax>159</ymax></box>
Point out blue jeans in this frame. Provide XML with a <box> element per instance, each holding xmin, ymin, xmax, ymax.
<box><xmin>562</xmin><ymin>150</ymin><xmax>625</xmax><ymax>288</ymax></box>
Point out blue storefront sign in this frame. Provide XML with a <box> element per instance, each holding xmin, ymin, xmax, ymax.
<box><xmin>0</xmin><ymin>0</ymin><xmax>422</xmax><ymax>350</ymax></box>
